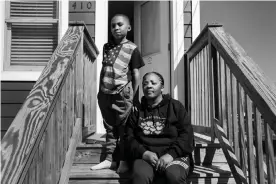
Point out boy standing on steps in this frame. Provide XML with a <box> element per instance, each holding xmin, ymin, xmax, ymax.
<box><xmin>91</xmin><ymin>14</ymin><xmax>145</xmax><ymax>173</ymax></box>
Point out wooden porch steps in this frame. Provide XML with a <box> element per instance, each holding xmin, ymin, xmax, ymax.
<box><xmin>69</xmin><ymin>164</ymin><xmax>235</xmax><ymax>184</ymax></box>
<box><xmin>68</xmin><ymin>133</ymin><xmax>236</xmax><ymax>184</ymax></box>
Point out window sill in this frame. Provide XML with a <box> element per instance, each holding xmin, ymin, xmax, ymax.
<box><xmin>1</xmin><ymin>70</ymin><xmax>41</xmax><ymax>81</ymax></box>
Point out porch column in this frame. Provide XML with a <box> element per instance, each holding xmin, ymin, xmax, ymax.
<box><xmin>192</xmin><ymin>0</ymin><xmax>200</xmax><ymax>41</ymax></box>
<box><xmin>95</xmin><ymin>0</ymin><xmax>108</xmax><ymax>134</ymax></box>
<box><xmin>59</xmin><ymin>0</ymin><xmax>69</xmax><ymax>40</ymax></box>
<box><xmin>170</xmin><ymin>0</ymin><xmax>185</xmax><ymax>103</ymax></box>
<box><xmin>170</xmin><ymin>0</ymin><xmax>200</xmax><ymax>106</ymax></box>
<box><xmin>0</xmin><ymin>1</ymin><xmax>5</xmax><ymax>74</ymax></box>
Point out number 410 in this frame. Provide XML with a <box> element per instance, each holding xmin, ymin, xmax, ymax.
<box><xmin>71</xmin><ymin>2</ymin><xmax>93</xmax><ymax>10</ymax></box>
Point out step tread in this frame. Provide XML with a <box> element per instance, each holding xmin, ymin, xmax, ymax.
<box><xmin>70</xmin><ymin>163</ymin><xmax>233</xmax><ymax>179</ymax></box>
<box><xmin>73</xmin><ymin>147</ymin><xmax>227</xmax><ymax>165</ymax></box>
<box><xmin>85</xmin><ymin>133</ymin><xmax>222</xmax><ymax>146</ymax></box>
<box><xmin>77</xmin><ymin>143</ymin><xmax>221</xmax><ymax>149</ymax></box>
<box><xmin>69</xmin><ymin>177</ymin><xmax>236</xmax><ymax>184</ymax></box>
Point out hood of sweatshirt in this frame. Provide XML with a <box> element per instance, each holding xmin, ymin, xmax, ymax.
<box><xmin>138</xmin><ymin>94</ymin><xmax>171</xmax><ymax>135</ymax></box>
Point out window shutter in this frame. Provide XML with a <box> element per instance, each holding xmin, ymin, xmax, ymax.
<box><xmin>10</xmin><ymin>1</ymin><xmax>57</xmax><ymax>18</ymax></box>
<box><xmin>9</xmin><ymin>1</ymin><xmax>58</xmax><ymax>66</ymax></box>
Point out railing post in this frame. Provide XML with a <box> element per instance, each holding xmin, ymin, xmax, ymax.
<box><xmin>75</xmin><ymin>33</ymin><xmax>84</xmax><ymax>119</ymax></box>
<box><xmin>75</xmin><ymin>32</ymin><xmax>84</xmax><ymax>142</ymax></box>
<box><xmin>208</xmin><ymin>30</ymin><xmax>216</xmax><ymax>142</ymax></box>
<box><xmin>264</xmin><ymin>121</ymin><xmax>276</xmax><ymax>184</ymax></box>
<box><xmin>185</xmin><ymin>53</ymin><xmax>190</xmax><ymax>112</ymax></box>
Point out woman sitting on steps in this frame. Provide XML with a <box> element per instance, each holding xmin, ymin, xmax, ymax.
<box><xmin>125</xmin><ymin>71</ymin><xmax>195</xmax><ymax>184</ymax></box>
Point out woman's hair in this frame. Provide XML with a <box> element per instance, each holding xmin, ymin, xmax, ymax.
<box><xmin>143</xmin><ymin>72</ymin><xmax>164</xmax><ymax>86</ymax></box>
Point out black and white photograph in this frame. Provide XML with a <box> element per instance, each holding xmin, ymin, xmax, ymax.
<box><xmin>1</xmin><ymin>1</ymin><xmax>276</xmax><ymax>184</ymax></box>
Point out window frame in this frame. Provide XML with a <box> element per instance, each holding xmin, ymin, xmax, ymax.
<box><xmin>184</xmin><ymin>0</ymin><xmax>192</xmax><ymax>52</ymax></box>
<box><xmin>3</xmin><ymin>1</ymin><xmax>59</xmax><ymax>71</ymax></box>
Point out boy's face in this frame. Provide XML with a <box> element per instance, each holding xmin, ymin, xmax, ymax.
<box><xmin>111</xmin><ymin>16</ymin><xmax>131</xmax><ymax>40</ymax></box>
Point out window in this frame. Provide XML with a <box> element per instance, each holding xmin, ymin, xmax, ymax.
<box><xmin>4</xmin><ymin>1</ymin><xmax>59</xmax><ymax>71</ymax></box>
<box><xmin>184</xmin><ymin>0</ymin><xmax>192</xmax><ymax>51</ymax></box>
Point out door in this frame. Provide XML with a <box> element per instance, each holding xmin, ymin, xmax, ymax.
<box><xmin>134</xmin><ymin>1</ymin><xmax>171</xmax><ymax>100</ymax></box>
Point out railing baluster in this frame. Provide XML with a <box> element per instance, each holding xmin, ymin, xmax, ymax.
<box><xmin>254</xmin><ymin>107</ymin><xmax>265</xmax><ymax>183</ymax></box>
<box><xmin>204</xmin><ymin>46</ymin><xmax>209</xmax><ymax>128</ymax></box>
<box><xmin>37</xmin><ymin>132</ymin><xmax>44</xmax><ymax>183</ymax></box>
<box><xmin>43</xmin><ymin>132</ymin><xmax>47</xmax><ymax>183</ymax></box>
<box><xmin>62</xmin><ymin>78</ymin><xmax>68</xmax><ymax>155</ymax></box>
<box><xmin>195</xmin><ymin>55</ymin><xmax>199</xmax><ymax>126</ymax></box>
<box><xmin>29</xmin><ymin>151</ymin><xmax>35</xmax><ymax>184</ymax></box>
<box><xmin>35</xmin><ymin>148</ymin><xmax>40</xmax><ymax>183</ymax></box>
<box><xmin>199</xmin><ymin>52</ymin><xmax>202</xmax><ymax>127</ymax></box>
<box><xmin>46</xmin><ymin>115</ymin><xmax>52</xmax><ymax>183</ymax></box>
<box><xmin>232</xmin><ymin>75</ymin><xmax>239</xmax><ymax>162</ymax></box>
<box><xmin>264</xmin><ymin>121</ymin><xmax>276</xmax><ymax>184</ymax></box>
<box><xmin>226</xmin><ymin>63</ymin><xmax>233</xmax><ymax>144</ymax></box>
<box><xmin>70</xmin><ymin>67</ymin><xmax>75</xmax><ymax>135</ymax></box>
<box><xmin>75</xmin><ymin>39</ymin><xmax>84</xmax><ymax>119</ymax></box>
<box><xmin>23</xmin><ymin>173</ymin><xmax>29</xmax><ymax>184</ymax></box>
<box><xmin>237</xmin><ymin>84</ymin><xmax>247</xmax><ymax>174</ymax></box>
<box><xmin>198</xmin><ymin>54</ymin><xmax>201</xmax><ymax>127</ymax></box>
<box><xmin>61</xmin><ymin>85</ymin><xmax>66</xmax><ymax>169</ymax></box>
<box><xmin>205</xmin><ymin>46</ymin><xmax>210</xmax><ymax>128</ymax></box>
<box><xmin>201</xmin><ymin>51</ymin><xmax>204</xmax><ymax>127</ymax></box>
<box><xmin>56</xmin><ymin>94</ymin><xmax>62</xmax><ymax>179</ymax></box>
<box><xmin>190</xmin><ymin>58</ymin><xmax>195</xmax><ymax>126</ymax></box>
<box><xmin>51</xmin><ymin>108</ymin><xmax>57</xmax><ymax>183</ymax></box>
<box><xmin>219</xmin><ymin>54</ymin><xmax>228</xmax><ymax>134</ymax></box>
<box><xmin>66</xmin><ymin>73</ymin><xmax>70</xmax><ymax>148</ymax></box>
<box><xmin>208</xmin><ymin>43</ymin><xmax>216</xmax><ymax>141</ymax></box>
<box><xmin>245</xmin><ymin>95</ymin><xmax>255</xmax><ymax>183</ymax></box>
<box><xmin>55</xmin><ymin>102</ymin><xmax>59</xmax><ymax>181</ymax></box>
<box><xmin>204</xmin><ymin>49</ymin><xmax>207</xmax><ymax>128</ymax></box>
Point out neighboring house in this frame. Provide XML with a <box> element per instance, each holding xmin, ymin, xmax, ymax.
<box><xmin>0</xmin><ymin>0</ymin><xmax>200</xmax><ymax>137</ymax></box>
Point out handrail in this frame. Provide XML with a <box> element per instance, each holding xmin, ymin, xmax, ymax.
<box><xmin>208</xmin><ymin>26</ymin><xmax>276</xmax><ymax>132</ymax></box>
<box><xmin>1</xmin><ymin>22</ymin><xmax>98</xmax><ymax>184</ymax></box>
<box><xmin>186</xmin><ymin>24</ymin><xmax>276</xmax><ymax>184</ymax></box>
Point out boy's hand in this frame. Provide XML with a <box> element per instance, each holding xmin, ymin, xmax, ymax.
<box><xmin>155</xmin><ymin>154</ymin><xmax>173</xmax><ymax>172</ymax></box>
<box><xmin>132</xmin><ymin>105</ymin><xmax>138</xmax><ymax>112</ymax></box>
<box><xmin>142</xmin><ymin>151</ymin><xmax>158</xmax><ymax>167</ymax></box>
<box><xmin>132</xmin><ymin>99</ymin><xmax>140</xmax><ymax>112</ymax></box>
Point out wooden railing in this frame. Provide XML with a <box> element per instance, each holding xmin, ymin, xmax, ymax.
<box><xmin>185</xmin><ymin>24</ymin><xmax>276</xmax><ymax>184</ymax></box>
<box><xmin>1</xmin><ymin>22</ymin><xmax>99</xmax><ymax>184</ymax></box>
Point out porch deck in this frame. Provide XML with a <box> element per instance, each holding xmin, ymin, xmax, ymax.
<box><xmin>68</xmin><ymin>134</ymin><xmax>236</xmax><ymax>184</ymax></box>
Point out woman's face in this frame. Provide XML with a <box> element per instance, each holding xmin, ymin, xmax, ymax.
<box><xmin>142</xmin><ymin>73</ymin><xmax>164</xmax><ymax>100</ymax></box>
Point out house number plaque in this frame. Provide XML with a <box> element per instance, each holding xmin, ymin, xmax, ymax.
<box><xmin>69</xmin><ymin>1</ymin><xmax>95</xmax><ymax>12</ymax></box>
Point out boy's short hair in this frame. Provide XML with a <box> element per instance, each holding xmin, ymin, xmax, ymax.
<box><xmin>112</xmin><ymin>14</ymin><xmax>130</xmax><ymax>25</ymax></box>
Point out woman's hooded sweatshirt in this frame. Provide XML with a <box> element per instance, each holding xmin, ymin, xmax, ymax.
<box><xmin>125</xmin><ymin>94</ymin><xmax>194</xmax><ymax>167</ymax></box>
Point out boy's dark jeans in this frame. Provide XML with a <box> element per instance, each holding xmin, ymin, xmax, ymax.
<box><xmin>98</xmin><ymin>82</ymin><xmax>133</xmax><ymax>162</ymax></box>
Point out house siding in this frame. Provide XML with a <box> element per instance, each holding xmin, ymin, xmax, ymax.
<box><xmin>69</xmin><ymin>1</ymin><xmax>95</xmax><ymax>40</ymax></box>
<box><xmin>1</xmin><ymin>81</ymin><xmax>35</xmax><ymax>139</ymax></box>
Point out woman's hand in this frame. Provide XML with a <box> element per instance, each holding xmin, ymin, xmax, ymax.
<box><xmin>142</xmin><ymin>151</ymin><xmax>158</xmax><ymax>167</ymax></box>
<box><xmin>155</xmin><ymin>154</ymin><xmax>173</xmax><ymax>172</ymax></box>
